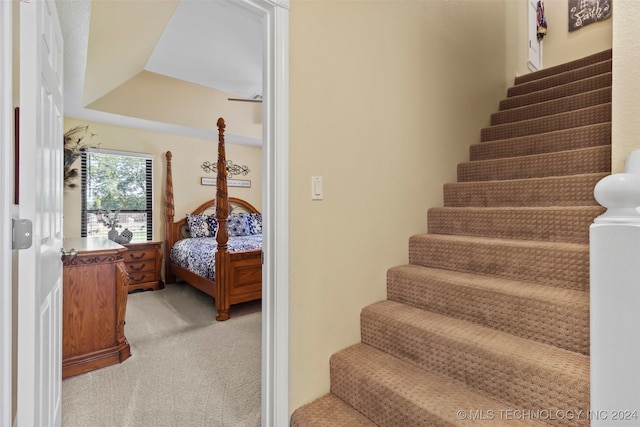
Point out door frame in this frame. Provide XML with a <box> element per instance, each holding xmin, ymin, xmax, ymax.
<box><xmin>242</xmin><ymin>1</ymin><xmax>290</xmax><ymax>425</ymax></box>
<box><xmin>206</xmin><ymin>0</ymin><xmax>291</xmax><ymax>424</ymax></box>
<box><xmin>1</xmin><ymin>0</ymin><xmax>290</xmax><ymax>425</ymax></box>
<box><xmin>0</xmin><ymin>0</ymin><xmax>13</xmax><ymax>425</ymax></box>
<box><xmin>528</xmin><ymin>0</ymin><xmax>543</xmax><ymax>71</ymax></box>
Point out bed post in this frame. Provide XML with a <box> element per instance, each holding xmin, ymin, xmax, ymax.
<box><xmin>215</xmin><ymin>118</ymin><xmax>231</xmax><ymax>321</ymax></box>
<box><xmin>164</xmin><ymin>151</ymin><xmax>176</xmax><ymax>285</ymax></box>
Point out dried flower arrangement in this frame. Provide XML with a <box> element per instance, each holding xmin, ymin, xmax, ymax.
<box><xmin>64</xmin><ymin>125</ymin><xmax>95</xmax><ymax>189</ymax></box>
<box><xmin>96</xmin><ymin>209</ymin><xmax>132</xmax><ymax>243</ymax></box>
<box><xmin>96</xmin><ymin>209</ymin><xmax>121</xmax><ymax>230</ymax></box>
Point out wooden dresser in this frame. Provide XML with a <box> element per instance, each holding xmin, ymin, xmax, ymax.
<box><xmin>62</xmin><ymin>238</ymin><xmax>131</xmax><ymax>379</ymax></box>
<box><xmin>122</xmin><ymin>241</ymin><xmax>164</xmax><ymax>293</ymax></box>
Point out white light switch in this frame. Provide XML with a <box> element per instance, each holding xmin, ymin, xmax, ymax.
<box><xmin>312</xmin><ymin>176</ymin><xmax>323</xmax><ymax>200</ymax></box>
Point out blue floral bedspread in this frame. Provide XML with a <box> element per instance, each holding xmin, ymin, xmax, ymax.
<box><xmin>169</xmin><ymin>235</ymin><xmax>262</xmax><ymax>281</ymax></box>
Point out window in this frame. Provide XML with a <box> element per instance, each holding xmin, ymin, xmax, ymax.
<box><xmin>81</xmin><ymin>149</ymin><xmax>153</xmax><ymax>241</ymax></box>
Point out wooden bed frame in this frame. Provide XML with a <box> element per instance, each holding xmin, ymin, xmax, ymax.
<box><xmin>164</xmin><ymin>118</ymin><xmax>262</xmax><ymax>321</ymax></box>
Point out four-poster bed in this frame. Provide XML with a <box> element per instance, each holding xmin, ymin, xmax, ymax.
<box><xmin>164</xmin><ymin>118</ymin><xmax>262</xmax><ymax>321</ymax></box>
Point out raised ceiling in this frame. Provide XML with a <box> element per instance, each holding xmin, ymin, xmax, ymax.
<box><xmin>57</xmin><ymin>0</ymin><xmax>263</xmax><ymax>145</ymax></box>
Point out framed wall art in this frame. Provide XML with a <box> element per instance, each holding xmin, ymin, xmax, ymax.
<box><xmin>569</xmin><ymin>0</ymin><xmax>612</xmax><ymax>32</ymax></box>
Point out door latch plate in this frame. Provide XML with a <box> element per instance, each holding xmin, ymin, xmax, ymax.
<box><xmin>12</xmin><ymin>218</ymin><xmax>33</xmax><ymax>250</ymax></box>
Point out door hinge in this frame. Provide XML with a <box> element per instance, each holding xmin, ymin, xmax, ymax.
<box><xmin>12</xmin><ymin>218</ymin><xmax>33</xmax><ymax>250</ymax></box>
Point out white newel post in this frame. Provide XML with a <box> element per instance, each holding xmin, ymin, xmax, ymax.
<box><xmin>590</xmin><ymin>150</ymin><xmax>640</xmax><ymax>426</ymax></box>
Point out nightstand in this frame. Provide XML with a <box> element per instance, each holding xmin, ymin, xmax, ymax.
<box><xmin>122</xmin><ymin>241</ymin><xmax>165</xmax><ymax>293</ymax></box>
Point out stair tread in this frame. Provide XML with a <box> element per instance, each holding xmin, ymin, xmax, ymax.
<box><xmin>443</xmin><ymin>172</ymin><xmax>606</xmax><ymax>207</ymax></box>
<box><xmin>360</xmin><ymin>301</ymin><xmax>589</xmax><ymax>414</ymax></box>
<box><xmin>363</xmin><ymin>300</ymin><xmax>589</xmax><ymax>376</ymax></box>
<box><xmin>428</xmin><ymin>205</ymin><xmax>604</xmax><ymax>244</ymax></box>
<box><xmin>388</xmin><ymin>265</ymin><xmax>589</xmax><ymax>353</ymax></box>
<box><xmin>332</xmin><ymin>343</ymin><xmax>551</xmax><ymax>426</ymax></box>
<box><xmin>514</xmin><ymin>49</ymin><xmax>611</xmax><ymax>85</ymax></box>
<box><xmin>502</xmin><ymin>73</ymin><xmax>611</xmax><ymax>110</ymax></box>
<box><xmin>389</xmin><ymin>264</ymin><xmax>588</xmax><ymax>301</ymax></box>
<box><xmin>291</xmin><ymin>393</ymin><xmax>377</xmax><ymax>427</ymax></box>
<box><xmin>429</xmin><ymin>205</ymin><xmax>604</xmax><ymax>213</ymax></box>
<box><xmin>411</xmin><ymin>232</ymin><xmax>587</xmax><ymax>250</ymax></box>
<box><xmin>465</xmin><ymin>145</ymin><xmax>610</xmax><ymax>162</ymax></box>
<box><xmin>470</xmin><ymin>122</ymin><xmax>611</xmax><ymax>161</ymax></box>
<box><xmin>491</xmin><ymin>86</ymin><xmax>610</xmax><ymax>125</ymax></box>
<box><xmin>486</xmin><ymin>103</ymin><xmax>611</xmax><ymax>131</ymax></box>
<box><xmin>432</xmin><ymin>205</ymin><xmax>604</xmax><ymax>209</ymax></box>
<box><xmin>507</xmin><ymin>59</ymin><xmax>611</xmax><ymax>97</ymax></box>
<box><xmin>481</xmin><ymin>103</ymin><xmax>611</xmax><ymax>142</ymax></box>
<box><xmin>409</xmin><ymin>234</ymin><xmax>589</xmax><ymax>291</ymax></box>
<box><xmin>458</xmin><ymin>145</ymin><xmax>610</xmax><ymax>182</ymax></box>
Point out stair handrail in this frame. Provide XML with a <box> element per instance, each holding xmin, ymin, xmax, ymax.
<box><xmin>590</xmin><ymin>149</ymin><xmax>640</xmax><ymax>425</ymax></box>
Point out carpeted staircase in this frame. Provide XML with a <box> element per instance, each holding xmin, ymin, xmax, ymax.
<box><xmin>291</xmin><ymin>49</ymin><xmax>612</xmax><ymax>426</ymax></box>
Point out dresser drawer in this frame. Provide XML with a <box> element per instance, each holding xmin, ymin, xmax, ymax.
<box><xmin>123</xmin><ymin>249</ymin><xmax>156</xmax><ymax>263</ymax></box>
<box><xmin>128</xmin><ymin>271</ymin><xmax>156</xmax><ymax>285</ymax></box>
<box><xmin>122</xmin><ymin>241</ymin><xmax>164</xmax><ymax>293</ymax></box>
<box><xmin>126</xmin><ymin>260</ymin><xmax>155</xmax><ymax>274</ymax></box>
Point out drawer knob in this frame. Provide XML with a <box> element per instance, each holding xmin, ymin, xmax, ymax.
<box><xmin>129</xmin><ymin>252</ymin><xmax>146</xmax><ymax>260</ymax></box>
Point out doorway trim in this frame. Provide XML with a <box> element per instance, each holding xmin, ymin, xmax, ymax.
<box><xmin>237</xmin><ymin>1</ymin><xmax>290</xmax><ymax>425</ymax></box>
<box><xmin>0</xmin><ymin>1</ymin><xmax>14</xmax><ymax>426</ymax></box>
<box><xmin>528</xmin><ymin>0</ymin><xmax>543</xmax><ymax>71</ymax></box>
<box><xmin>0</xmin><ymin>0</ymin><xmax>291</xmax><ymax>424</ymax></box>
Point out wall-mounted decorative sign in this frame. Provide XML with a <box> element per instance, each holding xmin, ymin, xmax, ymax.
<box><xmin>201</xmin><ymin>177</ymin><xmax>251</xmax><ymax>188</ymax></box>
<box><xmin>201</xmin><ymin>160</ymin><xmax>250</xmax><ymax>178</ymax></box>
<box><xmin>569</xmin><ymin>0</ymin><xmax>611</xmax><ymax>32</ymax></box>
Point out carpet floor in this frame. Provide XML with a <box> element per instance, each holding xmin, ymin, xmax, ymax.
<box><xmin>62</xmin><ymin>283</ymin><xmax>262</xmax><ymax>427</ymax></box>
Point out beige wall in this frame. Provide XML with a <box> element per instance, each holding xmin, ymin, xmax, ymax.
<box><xmin>612</xmin><ymin>1</ymin><xmax>640</xmax><ymax>173</ymax></box>
<box><xmin>87</xmin><ymin>71</ymin><xmax>263</xmax><ymax>140</ymax></box>
<box><xmin>541</xmin><ymin>0</ymin><xmax>613</xmax><ymax>68</ymax></box>
<box><xmin>63</xmin><ymin>118</ymin><xmax>262</xmax><ymax>244</ymax></box>
<box><xmin>505</xmin><ymin>0</ymin><xmax>531</xmax><ymax>81</ymax></box>
<box><xmin>288</xmin><ymin>0</ymin><xmax>527</xmax><ymax>412</ymax></box>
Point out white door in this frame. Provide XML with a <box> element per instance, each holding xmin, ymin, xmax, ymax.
<box><xmin>17</xmin><ymin>0</ymin><xmax>64</xmax><ymax>426</ymax></box>
<box><xmin>0</xmin><ymin>2</ymin><xmax>14</xmax><ymax>427</ymax></box>
<box><xmin>528</xmin><ymin>0</ymin><xmax>543</xmax><ymax>71</ymax></box>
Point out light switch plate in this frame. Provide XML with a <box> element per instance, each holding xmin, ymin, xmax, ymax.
<box><xmin>312</xmin><ymin>176</ymin><xmax>323</xmax><ymax>200</ymax></box>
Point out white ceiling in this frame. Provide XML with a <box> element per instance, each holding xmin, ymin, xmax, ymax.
<box><xmin>146</xmin><ymin>0</ymin><xmax>262</xmax><ymax>98</ymax></box>
<box><xmin>57</xmin><ymin>0</ymin><xmax>263</xmax><ymax>145</ymax></box>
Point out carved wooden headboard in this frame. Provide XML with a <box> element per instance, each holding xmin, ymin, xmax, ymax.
<box><xmin>173</xmin><ymin>198</ymin><xmax>260</xmax><ymax>240</ymax></box>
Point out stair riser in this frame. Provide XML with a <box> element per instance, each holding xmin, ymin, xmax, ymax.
<box><xmin>387</xmin><ymin>267</ymin><xmax>590</xmax><ymax>354</ymax></box>
<box><xmin>481</xmin><ymin>104</ymin><xmax>610</xmax><ymax>142</ymax></box>
<box><xmin>409</xmin><ymin>236</ymin><xmax>589</xmax><ymax>291</ymax></box>
<box><xmin>508</xmin><ymin>60</ymin><xmax>611</xmax><ymax>97</ymax></box>
<box><xmin>492</xmin><ymin>87</ymin><xmax>610</xmax><ymax>125</ymax></box>
<box><xmin>470</xmin><ymin>123</ymin><xmax>611</xmax><ymax>161</ymax></box>
<box><xmin>360</xmin><ymin>308</ymin><xmax>589</xmax><ymax>424</ymax></box>
<box><xmin>458</xmin><ymin>146</ymin><xmax>610</xmax><ymax>182</ymax></box>
<box><xmin>427</xmin><ymin>207</ymin><xmax>604</xmax><ymax>244</ymax></box>
<box><xmin>514</xmin><ymin>49</ymin><xmax>611</xmax><ymax>85</ymax></box>
<box><xmin>443</xmin><ymin>174</ymin><xmax>606</xmax><ymax>207</ymax></box>
<box><xmin>502</xmin><ymin>73</ymin><xmax>611</xmax><ymax>110</ymax></box>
